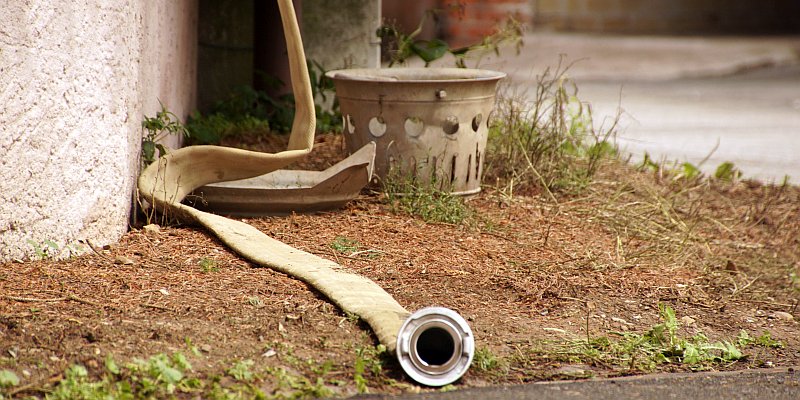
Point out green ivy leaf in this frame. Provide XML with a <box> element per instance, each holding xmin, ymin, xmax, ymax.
<box><xmin>682</xmin><ymin>343</ymin><xmax>700</xmax><ymax>364</ymax></box>
<box><xmin>714</xmin><ymin>161</ymin><xmax>741</xmax><ymax>181</ymax></box>
<box><xmin>142</xmin><ymin>140</ymin><xmax>156</xmax><ymax>164</ymax></box>
<box><xmin>106</xmin><ymin>356</ymin><xmax>120</xmax><ymax>375</ymax></box>
<box><xmin>721</xmin><ymin>341</ymin><xmax>743</xmax><ymax>361</ymax></box>
<box><xmin>411</xmin><ymin>39</ymin><xmax>449</xmax><ymax>63</ymax></box>
<box><xmin>0</xmin><ymin>369</ymin><xmax>20</xmax><ymax>387</ymax></box>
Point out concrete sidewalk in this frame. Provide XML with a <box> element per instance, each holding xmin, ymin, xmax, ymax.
<box><xmin>455</xmin><ymin>33</ymin><xmax>800</xmax><ymax>183</ymax></box>
<box><xmin>479</xmin><ymin>33</ymin><xmax>800</xmax><ymax>82</ymax></box>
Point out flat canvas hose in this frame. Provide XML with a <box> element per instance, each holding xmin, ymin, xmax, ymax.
<box><xmin>137</xmin><ymin>0</ymin><xmax>473</xmax><ymax>387</ymax></box>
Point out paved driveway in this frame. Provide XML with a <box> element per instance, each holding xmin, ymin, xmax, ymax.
<box><xmin>475</xmin><ymin>33</ymin><xmax>800</xmax><ymax>183</ymax></box>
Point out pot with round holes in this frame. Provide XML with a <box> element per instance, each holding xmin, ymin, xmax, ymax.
<box><xmin>326</xmin><ymin>68</ymin><xmax>505</xmax><ymax>195</ymax></box>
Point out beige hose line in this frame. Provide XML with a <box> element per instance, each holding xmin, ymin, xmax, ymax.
<box><xmin>137</xmin><ymin>0</ymin><xmax>410</xmax><ymax>351</ymax></box>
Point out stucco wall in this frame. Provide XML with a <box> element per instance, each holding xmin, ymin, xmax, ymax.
<box><xmin>0</xmin><ymin>0</ymin><xmax>197</xmax><ymax>261</ymax></box>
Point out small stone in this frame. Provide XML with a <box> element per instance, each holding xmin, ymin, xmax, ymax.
<box><xmin>143</xmin><ymin>224</ymin><xmax>161</xmax><ymax>236</ymax></box>
<box><xmin>158</xmin><ymin>288</ymin><xmax>170</xmax><ymax>296</ymax></box>
<box><xmin>114</xmin><ymin>256</ymin><xmax>135</xmax><ymax>265</ymax></box>
<box><xmin>554</xmin><ymin>365</ymin><xmax>590</xmax><ymax>378</ymax></box>
<box><xmin>771</xmin><ymin>311</ymin><xmax>794</xmax><ymax>321</ymax></box>
<box><xmin>680</xmin><ymin>316</ymin><xmax>697</xmax><ymax>326</ymax></box>
<box><xmin>611</xmin><ymin>317</ymin><xmax>629</xmax><ymax>325</ymax></box>
<box><xmin>262</xmin><ymin>349</ymin><xmax>277</xmax><ymax>358</ymax></box>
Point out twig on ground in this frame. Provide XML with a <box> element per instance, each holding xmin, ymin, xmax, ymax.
<box><xmin>5</xmin><ymin>292</ymin><xmax>118</xmax><ymax>311</ymax></box>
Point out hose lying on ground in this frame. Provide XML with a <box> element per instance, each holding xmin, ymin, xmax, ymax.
<box><xmin>137</xmin><ymin>0</ymin><xmax>473</xmax><ymax>387</ymax></box>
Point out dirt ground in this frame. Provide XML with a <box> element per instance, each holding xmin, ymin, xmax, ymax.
<box><xmin>2</xmin><ymin>133</ymin><xmax>799</xmax><ymax>398</ymax></box>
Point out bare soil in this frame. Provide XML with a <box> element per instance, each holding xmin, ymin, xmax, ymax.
<box><xmin>2</xmin><ymin>133</ymin><xmax>799</xmax><ymax>398</ymax></box>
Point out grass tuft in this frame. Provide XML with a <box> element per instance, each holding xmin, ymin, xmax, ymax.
<box><xmin>483</xmin><ymin>62</ymin><xmax>619</xmax><ymax>199</ymax></box>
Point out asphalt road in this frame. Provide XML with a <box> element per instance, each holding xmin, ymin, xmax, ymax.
<box><xmin>353</xmin><ymin>368</ymin><xmax>800</xmax><ymax>400</ymax></box>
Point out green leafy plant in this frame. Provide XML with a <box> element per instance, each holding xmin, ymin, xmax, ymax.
<box><xmin>535</xmin><ymin>304</ymin><xmax>747</xmax><ymax>373</ymax></box>
<box><xmin>378</xmin><ymin>9</ymin><xmax>523</xmax><ymax>67</ymax></box>
<box><xmin>47</xmin><ymin>365</ymin><xmax>112</xmax><ymax>400</ymax></box>
<box><xmin>186</xmin><ymin>86</ymin><xmax>273</xmax><ymax>145</ymax></box>
<box><xmin>473</xmin><ymin>346</ymin><xmax>501</xmax><ymax>372</ymax></box>
<box><xmin>330</xmin><ymin>236</ymin><xmax>361</xmax><ymax>254</ymax></box>
<box><xmin>714</xmin><ymin>161</ymin><xmax>742</xmax><ymax>182</ymax></box>
<box><xmin>187</xmin><ymin>61</ymin><xmax>340</xmax><ymax>144</ymax></box>
<box><xmin>123</xmin><ymin>352</ymin><xmax>197</xmax><ymax>397</ymax></box>
<box><xmin>26</xmin><ymin>239</ymin><xmax>59</xmax><ymax>260</ymax></box>
<box><xmin>226</xmin><ymin>360</ymin><xmax>255</xmax><ymax>382</ymax></box>
<box><xmin>199</xmin><ymin>258</ymin><xmax>220</xmax><ymax>273</ymax></box>
<box><xmin>23</xmin><ymin>239</ymin><xmax>85</xmax><ymax>260</ymax></box>
<box><xmin>737</xmin><ymin>330</ymin><xmax>784</xmax><ymax>349</ymax></box>
<box><xmin>34</xmin><ymin>350</ymin><xmax>349</xmax><ymax>399</ymax></box>
<box><xmin>353</xmin><ymin>344</ymin><xmax>387</xmax><ymax>394</ymax></box>
<box><xmin>0</xmin><ymin>369</ymin><xmax>19</xmax><ymax>391</ymax></box>
<box><xmin>638</xmin><ymin>155</ymin><xmax>744</xmax><ymax>184</ymax></box>
<box><xmin>267</xmin><ymin>367</ymin><xmax>334</xmax><ymax>399</ymax></box>
<box><xmin>141</xmin><ymin>103</ymin><xmax>190</xmax><ymax>166</ymax></box>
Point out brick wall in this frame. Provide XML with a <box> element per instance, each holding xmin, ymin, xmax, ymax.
<box><xmin>441</xmin><ymin>0</ymin><xmax>533</xmax><ymax>47</ymax></box>
<box><xmin>533</xmin><ymin>0</ymin><xmax>800</xmax><ymax>34</ymax></box>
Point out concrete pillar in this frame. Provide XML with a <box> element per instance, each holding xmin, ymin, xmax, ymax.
<box><xmin>302</xmin><ymin>0</ymin><xmax>382</xmax><ymax>71</ymax></box>
<box><xmin>0</xmin><ymin>0</ymin><xmax>197</xmax><ymax>261</ymax></box>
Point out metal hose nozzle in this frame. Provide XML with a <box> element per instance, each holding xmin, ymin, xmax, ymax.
<box><xmin>396</xmin><ymin>307</ymin><xmax>475</xmax><ymax>386</ymax></box>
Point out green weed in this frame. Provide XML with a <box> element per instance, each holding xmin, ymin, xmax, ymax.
<box><xmin>330</xmin><ymin>236</ymin><xmax>361</xmax><ymax>254</ymax></box>
<box><xmin>199</xmin><ymin>258</ymin><xmax>220</xmax><ymax>273</ymax></box>
<box><xmin>484</xmin><ymin>64</ymin><xmax>618</xmax><ymax>198</ymax></box>
<box><xmin>187</xmin><ymin>61</ymin><xmax>339</xmax><ymax>144</ymax></box>
<box><xmin>20</xmin><ymin>347</ymin><xmax>354</xmax><ymax>399</ymax></box>
<box><xmin>267</xmin><ymin>367</ymin><xmax>334</xmax><ymax>399</ymax></box>
<box><xmin>25</xmin><ymin>239</ymin><xmax>85</xmax><ymax>260</ymax></box>
<box><xmin>378</xmin><ymin>8</ymin><xmax>523</xmax><ymax>68</ymax></box>
<box><xmin>26</xmin><ymin>239</ymin><xmax>58</xmax><ymax>260</ymax></box>
<box><xmin>714</xmin><ymin>161</ymin><xmax>742</xmax><ymax>182</ymax></box>
<box><xmin>141</xmin><ymin>103</ymin><xmax>190</xmax><ymax>166</ymax></box>
<box><xmin>638</xmin><ymin>153</ymin><xmax>744</xmax><ymax>184</ymax></box>
<box><xmin>42</xmin><ymin>352</ymin><xmax>197</xmax><ymax>399</ymax></box>
<box><xmin>472</xmin><ymin>346</ymin><xmax>501</xmax><ymax>372</ymax></box>
<box><xmin>353</xmin><ymin>344</ymin><xmax>388</xmax><ymax>394</ymax></box>
<box><xmin>383</xmin><ymin>172</ymin><xmax>473</xmax><ymax>225</ymax></box>
<box><xmin>0</xmin><ymin>369</ymin><xmax>19</xmax><ymax>398</ymax></box>
<box><xmin>227</xmin><ymin>360</ymin><xmax>255</xmax><ymax>382</ymax></box>
<box><xmin>530</xmin><ymin>304</ymin><xmax>747</xmax><ymax>373</ymax></box>
<box><xmin>737</xmin><ymin>330</ymin><xmax>784</xmax><ymax>349</ymax></box>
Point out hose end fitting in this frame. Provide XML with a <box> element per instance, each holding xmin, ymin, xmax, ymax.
<box><xmin>396</xmin><ymin>307</ymin><xmax>474</xmax><ymax>387</ymax></box>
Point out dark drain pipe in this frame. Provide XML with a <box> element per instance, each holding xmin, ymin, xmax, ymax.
<box><xmin>396</xmin><ymin>307</ymin><xmax>475</xmax><ymax>386</ymax></box>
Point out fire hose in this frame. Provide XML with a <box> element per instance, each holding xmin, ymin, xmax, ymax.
<box><xmin>137</xmin><ymin>0</ymin><xmax>473</xmax><ymax>387</ymax></box>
